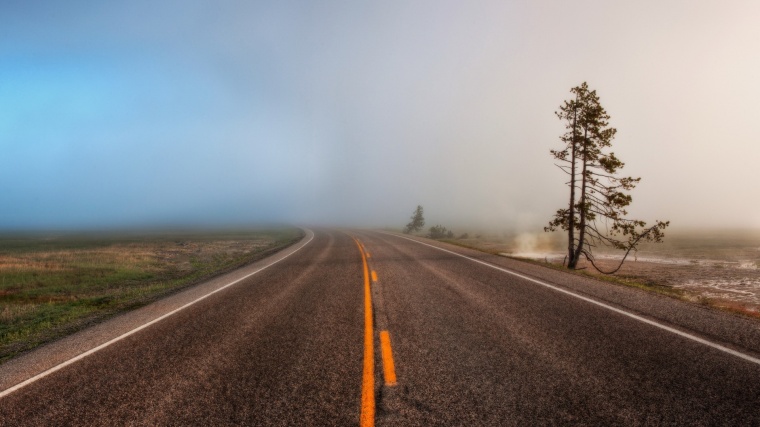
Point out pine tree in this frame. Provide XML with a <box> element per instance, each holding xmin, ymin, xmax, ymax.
<box><xmin>404</xmin><ymin>205</ymin><xmax>425</xmax><ymax>234</ymax></box>
<box><xmin>546</xmin><ymin>83</ymin><xmax>669</xmax><ymax>273</ymax></box>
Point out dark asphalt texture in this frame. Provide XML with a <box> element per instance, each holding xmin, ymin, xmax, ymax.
<box><xmin>2</xmin><ymin>229</ymin><xmax>760</xmax><ymax>426</ymax></box>
<box><xmin>0</xmin><ymin>230</ymin><xmax>363</xmax><ymax>426</ymax></box>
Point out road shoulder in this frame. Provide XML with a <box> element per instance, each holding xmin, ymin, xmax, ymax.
<box><xmin>0</xmin><ymin>229</ymin><xmax>314</xmax><ymax>394</ymax></box>
<box><xmin>380</xmin><ymin>231</ymin><xmax>760</xmax><ymax>359</ymax></box>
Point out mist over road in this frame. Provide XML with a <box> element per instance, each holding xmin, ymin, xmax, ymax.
<box><xmin>1</xmin><ymin>229</ymin><xmax>759</xmax><ymax>425</ymax></box>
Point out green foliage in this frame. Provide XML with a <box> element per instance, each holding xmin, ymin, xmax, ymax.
<box><xmin>545</xmin><ymin>82</ymin><xmax>669</xmax><ymax>273</ymax></box>
<box><xmin>404</xmin><ymin>205</ymin><xmax>425</xmax><ymax>234</ymax></box>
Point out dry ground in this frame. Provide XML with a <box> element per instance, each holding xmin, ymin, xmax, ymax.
<box><xmin>446</xmin><ymin>228</ymin><xmax>760</xmax><ymax>318</ymax></box>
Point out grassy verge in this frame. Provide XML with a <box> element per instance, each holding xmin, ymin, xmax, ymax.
<box><xmin>436</xmin><ymin>239</ymin><xmax>687</xmax><ymax>300</ymax></box>
<box><xmin>437</xmin><ymin>238</ymin><xmax>760</xmax><ymax>316</ymax></box>
<box><xmin>0</xmin><ymin>228</ymin><xmax>303</xmax><ymax>362</ymax></box>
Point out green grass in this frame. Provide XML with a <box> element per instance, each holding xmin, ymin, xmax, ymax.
<box><xmin>0</xmin><ymin>228</ymin><xmax>303</xmax><ymax>362</ymax></box>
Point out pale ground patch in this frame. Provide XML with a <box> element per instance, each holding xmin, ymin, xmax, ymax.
<box><xmin>459</xmin><ymin>228</ymin><xmax>760</xmax><ymax>315</ymax></box>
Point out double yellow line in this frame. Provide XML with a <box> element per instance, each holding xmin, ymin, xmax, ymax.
<box><xmin>353</xmin><ymin>238</ymin><xmax>397</xmax><ymax>427</ymax></box>
<box><xmin>354</xmin><ymin>239</ymin><xmax>375</xmax><ymax>426</ymax></box>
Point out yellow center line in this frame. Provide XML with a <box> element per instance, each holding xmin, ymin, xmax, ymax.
<box><xmin>354</xmin><ymin>238</ymin><xmax>375</xmax><ymax>427</ymax></box>
<box><xmin>371</xmin><ymin>270</ymin><xmax>378</xmax><ymax>282</ymax></box>
<box><xmin>379</xmin><ymin>331</ymin><xmax>397</xmax><ymax>386</ymax></box>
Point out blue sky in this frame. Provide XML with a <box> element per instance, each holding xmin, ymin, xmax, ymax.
<box><xmin>1</xmin><ymin>1</ymin><xmax>759</xmax><ymax>230</ymax></box>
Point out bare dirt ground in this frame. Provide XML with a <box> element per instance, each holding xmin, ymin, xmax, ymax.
<box><xmin>570</xmin><ymin>255</ymin><xmax>760</xmax><ymax>315</ymax></box>
<box><xmin>451</xmin><ymin>228</ymin><xmax>760</xmax><ymax>318</ymax></box>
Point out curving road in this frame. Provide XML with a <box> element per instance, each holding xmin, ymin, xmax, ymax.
<box><xmin>1</xmin><ymin>228</ymin><xmax>760</xmax><ymax>425</ymax></box>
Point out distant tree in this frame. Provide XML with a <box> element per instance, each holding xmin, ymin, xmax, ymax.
<box><xmin>404</xmin><ymin>205</ymin><xmax>425</xmax><ymax>234</ymax></box>
<box><xmin>545</xmin><ymin>82</ymin><xmax>669</xmax><ymax>273</ymax></box>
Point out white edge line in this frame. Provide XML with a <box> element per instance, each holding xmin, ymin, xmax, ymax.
<box><xmin>0</xmin><ymin>229</ymin><xmax>315</xmax><ymax>399</ymax></box>
<box><xmin>383</xmin><ymin>232</ymin><xmax>760</xmax><ymax>367</ymax></box>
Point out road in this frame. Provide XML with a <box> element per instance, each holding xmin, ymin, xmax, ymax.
<box><xmin>1</xmin><ymin>228</ymin><xmax>760</xmax><ymax>425</ymax></box>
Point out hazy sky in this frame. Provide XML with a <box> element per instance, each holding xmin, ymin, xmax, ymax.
<box><xmin>1</xmin><ymin>1</ymin><xmax>758</xmax><ymax>230</ymax></box>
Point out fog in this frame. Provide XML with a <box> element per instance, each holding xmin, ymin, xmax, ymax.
<box><xmin>1</xmin><ymin>1</ymin><xmax>759</xmax><ymax>231</ymax></box>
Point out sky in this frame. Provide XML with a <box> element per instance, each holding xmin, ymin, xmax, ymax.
<box><xmin>1</xmin><ymin>0</ymin><xmax>759</xmax><ymax>231</ymax></box>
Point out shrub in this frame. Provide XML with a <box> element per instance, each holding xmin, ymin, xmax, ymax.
<box><xmin>427</xmin><ymin>225</ymin><xmax>452</xmax><ymax>240</ymax></box>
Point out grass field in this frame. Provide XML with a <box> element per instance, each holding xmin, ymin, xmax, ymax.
<box><xmin>0</xmin><ymin>228</ymin><xmax>303</xmax><ymax>362</ymax></box>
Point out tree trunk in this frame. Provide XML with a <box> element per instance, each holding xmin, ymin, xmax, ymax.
<box><xmin>569</xmin><ymin>127</ymin><xmax>588</xmax><ymax>269</ymax></box>
<box><xmin>567</xmin><ymin>101</ymin><xmax>578</xmax><ymax>267</ymax></box>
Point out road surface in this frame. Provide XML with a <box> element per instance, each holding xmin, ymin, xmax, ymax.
<box><xmin>1</xmin><ymin>228</ymin><xmax>759</xmax><ymax>425</ymax></box>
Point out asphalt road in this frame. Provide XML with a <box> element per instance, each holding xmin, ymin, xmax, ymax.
<box><xmin>2</xmin><ymin>228</ymin><xmax>760</xmax><ymax>426</ymax></box>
